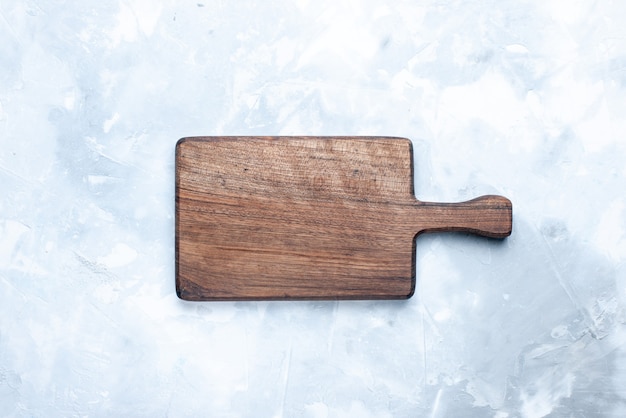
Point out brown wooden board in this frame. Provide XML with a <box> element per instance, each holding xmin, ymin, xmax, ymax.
<box><xmin>175</xmin><ymin>136</ymin><xmax>512</xmax><ymax>301</ymax></box>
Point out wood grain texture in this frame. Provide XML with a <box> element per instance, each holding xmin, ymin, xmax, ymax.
<box><xmin>175</xmin><ymin>136</ymin><xmax>512</xmax><ymax>301</ymax></box>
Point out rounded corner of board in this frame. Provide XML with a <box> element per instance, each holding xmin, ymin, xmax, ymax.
<box><xmin>387</xmin><ymin>136</ymin><xmax>413</xmax><ymax>144</ymax></box>
<box><xmin>176</xmin><ymin>137</ymin><xmax>193</xmax><ymax>148</ymax></box>
<box><xmin>175</xmin><ymin>281</ymin><xmax>187</xmax><ymax>300</ymax></box>
<box><xmin>175</xmin><ymin>278</ymin><xmax>198</xmax><ymax>301</ymax></box>
<box><xmin>400</xmin><ymin>279</ymin><xmax>416</xmax><ymax>300</ymax></box>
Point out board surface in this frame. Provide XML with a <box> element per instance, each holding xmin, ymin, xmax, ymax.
<box><xmin>176</xmin><ymin>136</ymin><xmax>512</xmax><ymax>301</ymax></box>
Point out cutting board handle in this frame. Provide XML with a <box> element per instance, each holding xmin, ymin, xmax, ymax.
<box><xmin>416</xmin><ymin>195</ymin><xmax>512</xmax><ymax>239</ymax></box>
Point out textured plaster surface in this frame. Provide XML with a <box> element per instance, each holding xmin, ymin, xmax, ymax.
<box><xmin>1</xmin><ymin>1</ymin><xmax>626</xmax><ymax>416</ymax></box>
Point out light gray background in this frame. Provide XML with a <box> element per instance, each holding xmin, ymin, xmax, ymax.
<box><xmin>1</xmin><ymin>1</ymin><xmax>625</xmax><ymax>416</ymax></box>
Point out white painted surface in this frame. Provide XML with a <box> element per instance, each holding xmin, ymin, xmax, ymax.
<box><xmin>1</xmin><ymin>1</ymin><xmax>625</xmax><ymax>416</ymax></box>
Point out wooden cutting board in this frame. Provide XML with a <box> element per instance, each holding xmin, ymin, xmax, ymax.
<box><xmin>176</xmin><ymin>136</ymin><xmax>512</xmax><ymax>301</ymax></box>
